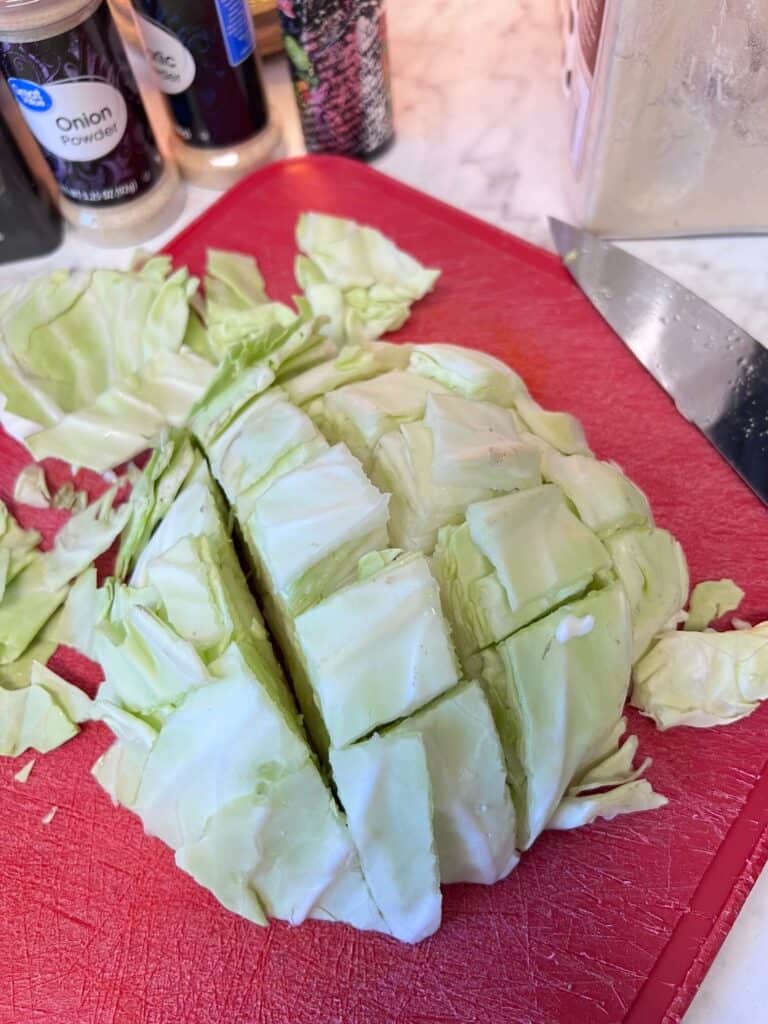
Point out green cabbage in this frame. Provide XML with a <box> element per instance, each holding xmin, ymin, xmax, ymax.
<box><xmin>175</xmin><ymin>761</ymin><xmax>387</xmax><ymax>932</ymax></box>
<box><xmin>91</xmin><ymin>737</ymin><xmax>150</xmax><ymax>809</ymax></box>
<box><xmin>115</xmin><ymin>431</ymin><xmax>200</xmax><ymax>580</ymax></box>
<box><xmin>369</xmin><ymin>393</ymin><xmax>541</xmax><ymax>555</ymax></box>
<box><xmin>292</xmin><ymin>551</ymin><xmax>459</xmax><ymax>749</ymax></box>
<box><xmin>242</xmin><ymin>443</ymin><xmax>390</xmax><ymax>616</ymax></box>
<box><xmin>605</xmin><ymin>526</ymin><xmax>689</xmax><ymax>661</ymax></box>
<box><xmin>95</xmin><ymin>465</ymin><xmax>389</xmax><ymax>934</ymax></box>
<box><xmin>188</xmin><ymin>316</ymin><xmax>329</xmax><ymax>449</ymax></box>
<box><xmin>424</xmin><ymin>393</ymin><xmax>540</xmax><ymax>492</ymax></box>
<box><xmin>407</xmin><ymin>343</ymin><xmax>526</xmax><ymax>406</ymax></box>
<box><xmin>204</xmin><ymin>388</ymin><xmax>328</xmax><ymax>521</ymax></box>
<box><xmin>541</xmin><ymin>448</ymin><xmax>652</xmax><ymax>536</ymax></box>
<box><xmin>389</xmin><ymin>680</ymin><xmax>519</xmax><ymax>884</ymax></box>
<box><xmin>471</xmin><ymin>583</ymin><xmax>634</xmax><ymax>848</ymax></box>
<box><xmin>283</xmin><ymin>341</ymin><xmax>412</xmax><ymax>407</ymax></box>
<box><xmin>433</xmin><ymin>485</ymin><xmax>611</xmax><ymax>662</ymax></box>
<box><xmin>312</xmin><ymin>370</ymin><xmax>448</xmax><ymax>469</ymax></box>
<box><xmin>330</xmin><ymin>732</ymin><xmax>442</xmax><ymax>943</ymax></box>
<box><xmin>513</xmin><ymin>393</ymin><xmax>590</xmax><ymax>455</ymax></box>
<box><xmin>370</xmin><ymin>421</ymin><xmax>495</xmax><ymax>554</ymax></box>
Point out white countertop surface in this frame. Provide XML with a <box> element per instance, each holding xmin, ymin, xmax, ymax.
<box><xmin>6</xmin><ymin>1</ymin><xmax>767</xmax><ymax>1019</ymax></box>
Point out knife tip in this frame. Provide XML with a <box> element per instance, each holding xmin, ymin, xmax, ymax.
<box><xmin>548</xmin><ymin>216</ymin><xmax>578</xmax><ymax>258</ymax></box>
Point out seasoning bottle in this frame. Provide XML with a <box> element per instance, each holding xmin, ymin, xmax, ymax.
<box><xmin>0</xmin><ymin>0</ymin><xmax>183</xmax><ymax>247</ymax></box>
<box><xmin>0</xmin><ymin>106</ymin><xmax>62</xmax><ymax>261</ymax></box>
<box><xmin>277</xmin><ymin>0</ymin><xmax>394</xmax><ymax>160</ymax></box>
<box><xmin>130</xmin><ymin>0</ymin><xmax>281</xmax><ymax>189</ymax></box>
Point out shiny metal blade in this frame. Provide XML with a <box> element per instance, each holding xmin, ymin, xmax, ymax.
<box><xmin>550</xmin><ymin>218</ymin><xmax>768</xmax><ymax>507</ymax></box>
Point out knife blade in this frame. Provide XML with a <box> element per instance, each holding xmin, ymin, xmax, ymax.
<box><xmin>549</xmin><ymin>218</ymin><xmax>768</xmax><ymax>507</ymax></box>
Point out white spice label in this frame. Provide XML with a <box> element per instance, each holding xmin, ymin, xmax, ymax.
<box><xmin>136</xmin><ymin>17</ymin><xmax>197</xmax><ymax>95</ymax></box>
<box><xmin>8</xmin><ymin>77</ymin><xmax>128</xmax><ymax>163</ymax></box>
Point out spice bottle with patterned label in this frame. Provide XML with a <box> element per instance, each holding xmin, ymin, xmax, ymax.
<box><xmin>0</xmin><ymin>0</ymin><xmax>184</xmax><ymax>246</ymax></box>
<box><xmin>278</xmin><ymin>0</ymin><xmax>394</xmax><ymax>160</ymax></box>
<box><xmin>131</xmin><ymin>0</ymin><xmax>281</xmax><ymax>189</ymax></box>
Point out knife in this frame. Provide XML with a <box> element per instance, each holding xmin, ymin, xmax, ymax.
<box><xmin>549</xmin><ymin>218</ymin><xmax>768</xmax><ymax>507</ymax></box>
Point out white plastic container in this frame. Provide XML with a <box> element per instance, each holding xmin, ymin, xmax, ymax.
<box><xmin>0</xmin><ymin>0</ymin><xmax>184</xmax><ymax>246</ymax></box>
<box><xmin>561</xmin><ymin>0</ymin><xmax>768</xmax><ymax>238</ymax></box>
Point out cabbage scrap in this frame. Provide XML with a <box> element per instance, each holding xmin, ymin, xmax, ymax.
<box><xmin>295</xmin><ymin>212</ymin><xmax>440</xmax><ymax>346</ymax></box>
<box><xmin>547</xmin><ymin>718</ymin><xmax>666</xmax><ymax>830</ymax></box>
<box><xmin>13</xmin><ymin>464</ymin><xmax>50</xmax><ymax>508</ymax></box>
<box><xmin>0</xmin><ymin>487</ymin><xmax>129</xmax><ymax>665</ymax></box>
<box><xmin>203</xmin><ymin>249</ymin><xmax>299</xmax><ymax>360</ymax></box>
<box><xmin>0</xmin><ymin>661</ymin><xmax>92</xmax><ymax>756</ymax></box>
<box><xmin>0</xmin><ymin>500</ymin><xmax>40</xmax><ymax>600</ymax></box>
<box><xmin>0</xmin><ymin>262</ymin><xmax>215</xmax><ymax>471</ymax></box>
<box><xmin>685</xmin><ymin>579</ymin><xmax>744</xmax><ymax>632</ymax></box>
<box><xmin>632</xmin><ymin>625</ymin><xmax>768</xmax><ymax>729</ymax></box>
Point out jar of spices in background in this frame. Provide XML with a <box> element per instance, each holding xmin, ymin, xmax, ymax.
<box><xmin>130</xmin><ymin>0</ymin><xmax>282</xmax><ymax>189</ymax></box>
<box><xmin>0</xmin><ymin>0</ymin><xmax>183</xmax><ymax>246</ymax></box>
<box><xmin>277</xmin><ymin>0</ymin><xmax>394</xmax><ymax>160</ymax></box>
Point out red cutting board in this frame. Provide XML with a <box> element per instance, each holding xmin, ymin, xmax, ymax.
<box><xmin>2</xmin><ymin>156</ymin><xmax>767</xmax><ymax>1024</ymax></box>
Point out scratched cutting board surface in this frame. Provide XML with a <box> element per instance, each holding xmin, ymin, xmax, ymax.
<box><xmin>1</xmin><ymin>156</ymin><xmax>767</xmax><ymax>1024</ymax></box>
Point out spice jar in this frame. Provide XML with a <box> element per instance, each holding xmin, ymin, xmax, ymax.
<box><xmin>278</xmin><ymin>0</ymin><xmax>394</xmax><ymax>160</ymax></box>
<box><xmin>131</xmin><ymin>0</ymin><xmax>282</xmax><ymax>189</ymax></box>
<box><xmin>0</xmin><ymin>0</ymin><xmax>183</xmax><ymax>246</ymax></box>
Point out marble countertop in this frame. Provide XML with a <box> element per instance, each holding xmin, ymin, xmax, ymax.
<box><xmin>5</xmin><ymin>1</ymin><xmax>767</xmax><ymax>1019</ymax></box>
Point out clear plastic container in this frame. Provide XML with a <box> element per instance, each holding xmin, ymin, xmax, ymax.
<box><xmin>561</xmin><ymin>0</ymin><xmax>768</xmax><ymax>238</ymax></box>
<box><xmin>131</xmin><ymin>0</ymin><xmax>282</xmax><ymax>190</ymax></box>
<box><xmin>0</xmin><ymin>0</ymin><xmax>184</xmax><ymax>246</ymax></box>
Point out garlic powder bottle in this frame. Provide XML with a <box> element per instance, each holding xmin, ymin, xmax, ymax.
<box><xmin>130</xmin><ymin>0</ymin><xmax>281</xmax><ymax>189</ymax></box>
